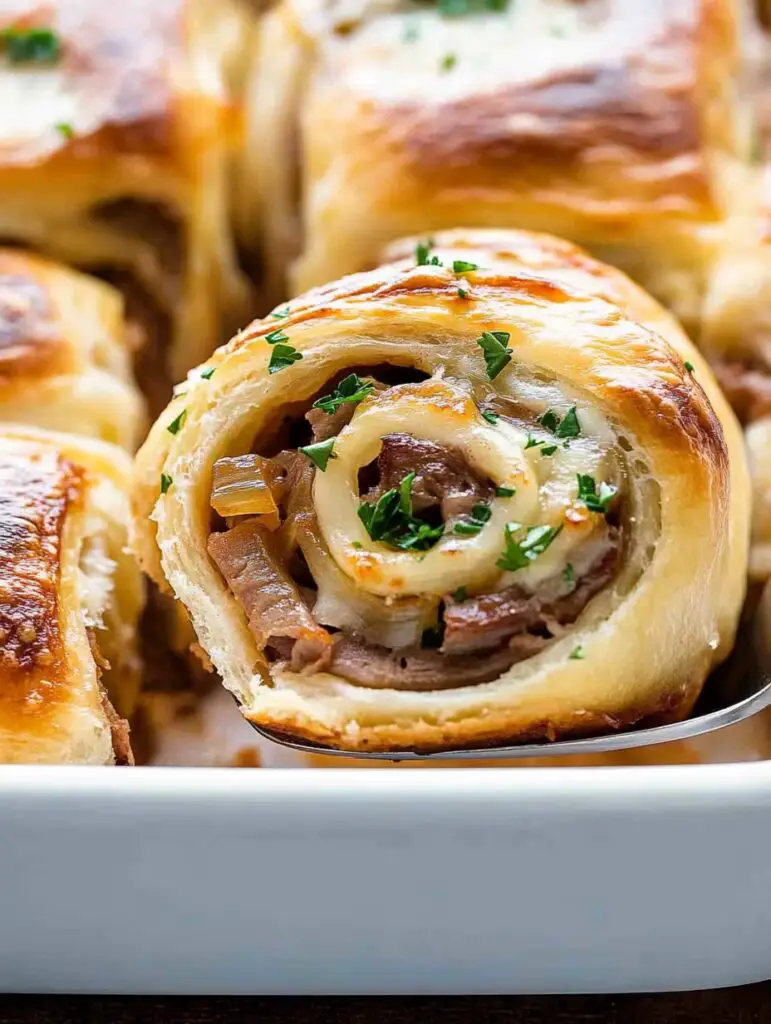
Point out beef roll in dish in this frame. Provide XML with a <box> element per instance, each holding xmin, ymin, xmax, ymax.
<box><xmin>133</xmin><ymin>230</ymin><xmax>749</xmax><ymax>754</ymax></box>
<box><xmin>0</xmin><ymin>427</ymin><xmax>143</xmax><ymax>764</ymax></box>
<box><xmin>0</xmin><ymin>249</ymin><xmax>143</xmax><ymax>449</ymax></box>
<box><xmin>0</xmin><ymin>0</ymin><xmax>253</xmax><ymax>409</ymax></box>
<box><xmin>238</xmin><ymin>0</ymin><xmax>746</xmax><ymax>327</ymax></box>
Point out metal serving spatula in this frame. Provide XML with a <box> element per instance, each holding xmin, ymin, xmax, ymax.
<box><xmin>249</xmin><ymin>593</ymin><xmax>771</xmax><ymax>762</ymax></box>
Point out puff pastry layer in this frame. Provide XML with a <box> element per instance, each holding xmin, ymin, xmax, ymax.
<box><xmin>0</xmin><ymin>427</ymin><xmax>143</xmax><ymax>764</ymax></box>
<box><xmin>0</xmin><ymin>249</ymin><xmax>144</xmax><ymax>449</ymax></box>
<box><xmin>133</xmin><ymin>230</ymin><xmax>749</xmax><ymax>753</ymax></box>
<box><xmin>0</xmin><ymin>0</ymin><xmax>253</xmax><ymax>402</ymax></box>
<box><xmin>238</xmin><ymin>0</ymin><xmax>746</xmax><ymax>328</ymax></box>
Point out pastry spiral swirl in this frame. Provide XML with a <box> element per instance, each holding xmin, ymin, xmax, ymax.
<box><xmin>133</xmin><ymin>230</ymin><xmax>749</xmax><ymax>752</ymax></box>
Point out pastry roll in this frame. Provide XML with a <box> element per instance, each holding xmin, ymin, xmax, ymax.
<box><xmin>133</xmin><ymin>230</ymin><xmax>749</xmax><ymax>753</ymax></box>
<box><xmin>0</xmin><ymin>248</ymin><xmax>144</xmax><ymax>449</ymax></box>
<box><xmin>0</xmin><ymin>0</ymin><xmax>253</xmax><ymax>403</ymax></box>
<box><xmin>238</xmin><ymin>0</ymin><xmax>746</xmax><ymax>327</ymax></box>
<box><xmin>0</xmin><ymin>427</ymin><xmax>143</xmax><ymax>764</ymax></box>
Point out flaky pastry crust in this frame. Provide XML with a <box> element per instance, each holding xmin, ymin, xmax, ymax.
<box><xmin>0</xmin><ymin>427</ymin><xmax>143</xmax><ymax>764</ymax></box>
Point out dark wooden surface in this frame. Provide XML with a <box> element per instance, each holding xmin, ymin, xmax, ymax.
<box><xmin>0</xmin><ymin>990</ymin><xmax>769</xmax><ymax>1023</ymax></box>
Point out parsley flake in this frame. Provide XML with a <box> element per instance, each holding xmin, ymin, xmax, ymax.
<box><xmin>452</xmin><ymin>586</ymin><xmax>468</xmax><ymax>602</ymax></box>
<box><xmin>268</xmin><ymin>343</ymin><xmax>303</xmax><ymax>374</ymax></box>
<box><xmin>453</xmin><ymin>259</ymin><xmax>479</xmax><ymax>273</ymax></box>
<box><xmin>2</xmin><ymin>26</ymin><xmax>60</xmax><ymax>63</ymax></box>
<box><xmin>416</xmin><ymin>239</ymin><xmax>443</xmax><ymax>267</ymax></box>
<box><xmin>358</xmin><ymin>473</ymin><xmax>444</xmax><ymax>551</ymax></box>
<box><xmin>200</xmin><ymin>367</ymin><xmax>216</xmax><ymax>380</ymax></box>
<box><xmin>540</xmin><ymin>444</ymin><xmax>558</xmax><ymax>457</ymax></box>
<box><xmin>496</xmin><ymin>485</ymin><xmax>516</xmax><ymax>497</ymax></box>
<box><xmin>160</xmin><ymin>473</ymin><xmax>173</xmax><ymax>495</ymax></box>
<box><xmin>440</xmin><ymin>53</ymin><xmax>457</xmax><ymax>71</ymax></box>
<box><xmin>265</xmin><ymin>328</ymin><xmax>289</xmax><ymax>344</ymax></box>
<box><xmin>312</xmin><ymin>373</ymin><xmax>375</xmax><ymax>415</ymax></box>
<box><xmin>684</xmin><ymin>361</ymin><xmax>695</xmax><ymax>373</ymax></box>
<box><xmin>569</xmin><ymin>645</ymin><xmax>586</xmax><ymax>660</ymax></box>
<box><xmin>457</xmin><ymin>287</ymin><xmax>468</xmax><ymax>299</ymax></box>
<box><xmin>482</xmin><ymin>410</ymin><xmax>499</xmax><ymax>424</ymax></box>
<box><xmin>576</xmin><ymin>474</ymin><xmax>618</xmax><ymax>515</ymax></box>
<box><xmin>563</xmin><ymin>562</ymin><xmax>576</xmax><ymax>585</ymax></box>
<box><xmin>452</xmin><ymin>502</ymin><xmax>492</xmax><ymax>536</ymax></box>
<box><xmin>166</xmin><ymin>409</ymin><xmax>187</xmax><ymax>435</ymax></box>
<box><xmin>271</xmin><ymin>306</ymin><xmax>290</xmax><ymax>319</ymax></box>
<box><xmin>300</xmin><ymin>437</ymin><xmax>337</xmax><ymax>471</ymax></box>
<box><xmin>477</xmin><ymin>330</ymin><xmax>512</xmax><ymax>379</ymax></box>
<box><xmin>55</xmin><ymin>122</ymin><xmax>74</xmax><ymax>139</ymax></box>
<box><xmin>352</xmin><ymin>541</ymin><xmax>363</xmax><ymax>549</ymax></box>
<box><xmin>497</xmin><ymin>522</ymin><xmax>562</xmax><ymax>572</ymax></box>
<box><xmin>538</xmin><ymin>405</ymin><xmax>581</xmax><ymax>440</ymax></box>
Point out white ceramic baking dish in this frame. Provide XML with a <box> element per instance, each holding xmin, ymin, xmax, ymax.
<box><xmin>1</xmin><ymin>762</ymin><xmax>771</xmax><ymax>995</ymax></box>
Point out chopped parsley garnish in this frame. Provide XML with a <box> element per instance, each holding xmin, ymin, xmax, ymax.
<box><xmin>271</xmin><ymin>306</ymin><xmax>291</xmax><ymax>319</ymax></box>
<box><xmin>477</xmin><ymin>330</ymin><xmax>512</xmax><ymax>379</ymax></box>
<box><xmin>457</xmin><ymin>287</ymin><xmax>468</xmax><ymax>299</ymax></box>
<box><xmin>300</xmin><ymin>437</ymin><xmax>337</xmax><ymax>471</ymax></box>
<box><xmin>268</xmin><ymin>343</ymin><xmax>303</xmax><ymax>374</ymax></box>
<box><xmin>452</xmin><ymin>586</ymin><xmax>468</xmax><ymax>602</ymax></box>
<box><xmin>416</xmin><ymin>239</ymin><xmax>443</xmax><ymax>267</ymax></box>
<box><xmin>1</xmin><ymin>26</ymin><xmax>61</xmax><ymax>64</ymax></box>
<box><xmin>440</xmin><ymin>53</ymin><xmax>457</xmax><ymax>71</ymax></box>
<box><xmin>55</xmin><ymin>122</ymin><xmax>74</xmax><ymax>139</ymax></box>
<box><xmin>265</xmin><ymin>328</ymin><xmax>289</xmax><ymax>344</ymax></box>
<box><xmin>524</xmin><ymin>434</ymin><xmax>542</xmax><ymax>450</ymax></box>
<box><xmin>200</xmin><ymin>367</ymin><xmax>216</xmax><ymax>380</ymax></box>
<box><xmin>482</xmin><ymin>410</ymin><xmax>499</xmax><ymax>424</ymax></box>
<box><xmin>569</xmin><ymin>645</ymin><xmax>585</xmax><ymax>660</ymax></box>
<box><xmin>684</xmin><ymin>361</ymin><xmax>695</xmax><ymax>373</ymax></box>
<box><xmin>540</xmin><ymin>444</ymin><xmax>558</xmax><ymax>457</ymax></box>
<box><xmin>453</xmin><ymin>501</ymin><xmax>492</xmax><ymax>536</ymax></box>
<box><xmin>437</xmin><ymin>0</ymin><xmax>509</xmax><ymax>14</ymax></box>
<box><xmin>160</xmin><ymin>473</ymin><xmax>173</xmax><ymax>495</ymax></box>
<box><xmin>576</xmin><ymin>474</ymin><xmax>618</xmax><ymax>515</ymax></box>
<box><xmin>352</xmin><ymin>541</ymin><xmax>363</xmax><ymax>549</ymax></box>
<box><xmin>496</xmin><ymin>485</ymin><xmax>515</xmax><ymax>497</ymax></box>
<box><xmin>358</xmin><ymin>473</ymin><xmax>444</xmax><ymax>551</ymax></box>
<box><xmin>453</xmin><ymin>260</ymin><xmax>479</xmax><ymax>273</ymax></box>
<box><xmin>563</xmin><ymin>562</ymin><xmax>575</xmax><ymax>585</ymax></box>
<box><xmin>538</xmin><ymin>405</ymin><xmax>581</xmax><ymax>440</ymax></box>
<box><xmin>497</xmin><ymin>522</ymin><xmax>562</xmax><ymax>572</ymax></box>
<box><xmin>166</xmin><ymin>409</ymin><xmax>187</xmax><ymax>435</ymax></box>
<box><xmin>312</xmin><ymin>373</ymin><xmax>375</xmax><ymax>415</ymax></box>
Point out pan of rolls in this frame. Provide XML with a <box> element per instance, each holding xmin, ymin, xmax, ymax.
<box><xmin>2</xmin><ymin>0</ymin><xmax>771</xmax><ymax>763</ymax></box>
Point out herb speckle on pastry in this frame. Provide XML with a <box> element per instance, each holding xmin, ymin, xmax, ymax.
<box><xmin>132</xmin><ymin>230</ymin><xmax>750</xmax><ymax>753</ymax></box>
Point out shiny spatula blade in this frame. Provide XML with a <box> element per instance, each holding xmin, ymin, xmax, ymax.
<box><xmin>248</xmin><ymin>589</ymin><xmax>771</xmax><ymax>762</ymax></box>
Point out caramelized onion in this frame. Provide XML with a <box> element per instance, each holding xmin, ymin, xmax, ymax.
<box><xmin>210</xmin><ymin>455</ymin><xmax>283</xmax><ymax>530</ymax></box>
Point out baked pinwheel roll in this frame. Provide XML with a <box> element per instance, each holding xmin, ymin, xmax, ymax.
<box><xmin>0</xmin><ymin>0</ymin><xmax>252</xmax><ymax>407</ymax></box>
<box><xmin>133</xmin><ymin>230</ymin><xmax>749</xmax><ymax>753</ymax></box>
<box><xmin>0</xmin><ymin>427</ymin><xmax>143</xmax><ymax>764</ymax></box>
<box><xmin>239</xmin><ymin>0</ymin><xmax>745</xmax><ymax>328</ymax></box>
<box><xmin>0</xmin><ymin>249</ymin><xmax>144</xmax><ymax>449</ymax></box>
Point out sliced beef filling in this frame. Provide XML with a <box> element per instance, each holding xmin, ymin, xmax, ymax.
<box><xmin>367</xmin><ymin>433</ymin><xmax>495</xmax><ymax>519</ymax></box>
<box><xmin>442</xmin><ymin>536</ymin><xmax>621</xmax><ymax>655</ymax></box>
<box><xmin>327</xmin><ymin>635</ymin><xmax>537</xmax><ymax>690</ymax></box>
<box><xmin>208</xmin><ymin>519</ymin><xmax>332</xmax><ymax>674</ymax></box>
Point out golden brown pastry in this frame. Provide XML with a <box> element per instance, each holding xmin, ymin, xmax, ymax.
<box><xmin>0</xmin><ymin>248</ymin><xmax>144</xmax><ymax>449</ymax></box>
<box><xmin>0</xmin><ymin>426</ymin><xmax>143</xmax><ymax>764</ymax></box>
<box><xmin>238</xmin><ymin>0</ymin><xmax>746</xmax><ymax>327</ymax></box>
<box><xmin>0</xmin><ymin>0</ymin><xmax>253</xmax><ymax>406</ymax></box>
<box><xmin>133</xmin><ymin>230</ymin><xmax>749</xmax><ymax>754</ymax></box>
